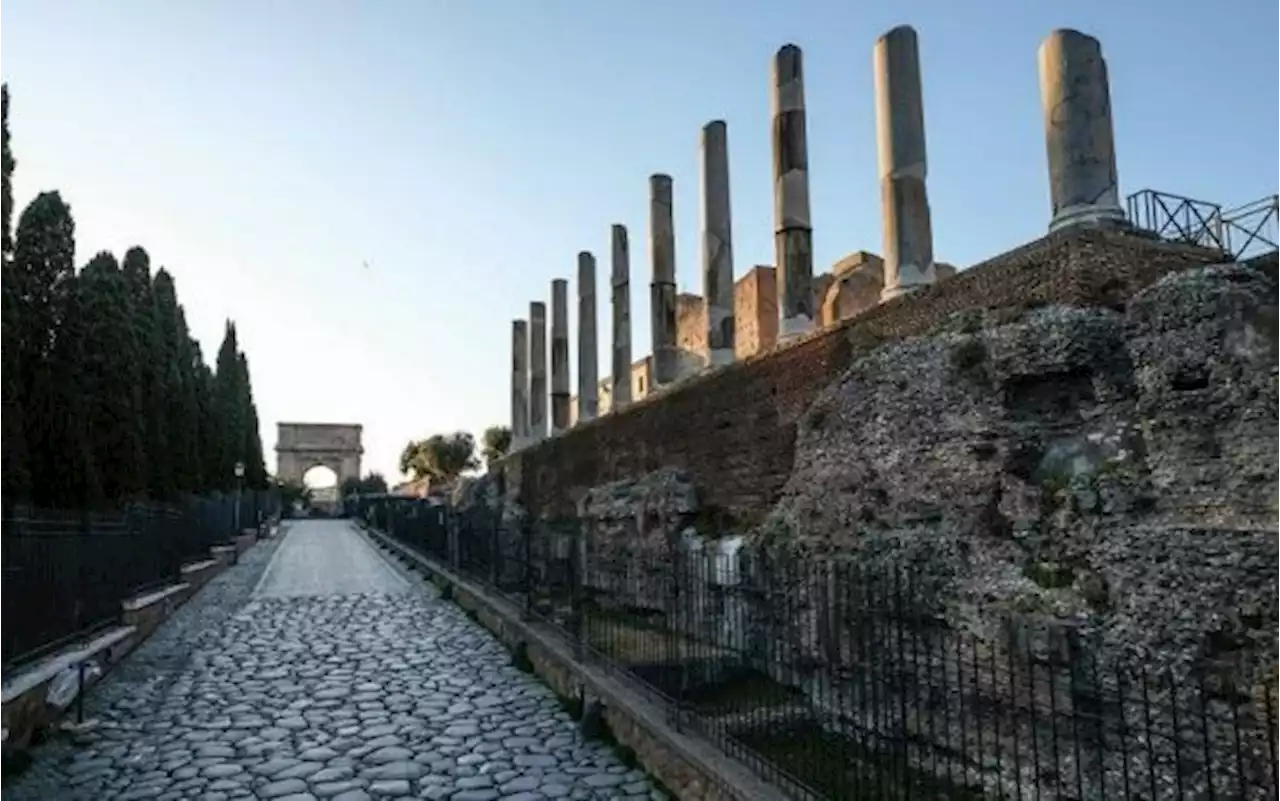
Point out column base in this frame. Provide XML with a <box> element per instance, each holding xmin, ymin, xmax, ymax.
<box><xmin>778</xmin><ymin>315</ymin><xmax>813</xmax><ymax>340</ymax></box>
<box><xmin>708</xmin><ymin>349</ymin><xmax>735</xmax><ymax>367</ymax></box>
<box><xmin>1048</xmin><ymin>203</ymin><xmax>1127</xmax><ymax>234</ymax></box>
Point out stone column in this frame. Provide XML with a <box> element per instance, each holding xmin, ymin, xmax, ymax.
<box><xmin>771</xmin><ymin>45</ymin><xmax>815</xmax><ymax>339</ymax></box>
<box><xmin>701</xmin><ymin>120</ymin><xmax>736</xmax><ymax>365</ymax></box>
<box><xmin>550</xmin><ymin>279</ymin><xmax>570</xmax><ymax>434</ymax></box>
<box><xmin>1038</xmin><ymin>29</ymin><xmax>1125</xmax><ymax>232</ymax></box>
<box><xmin>874</xmin><ymin>25</ymin><xmax>937</xmax><ymax>302</ymax></box>
<box><xmin>610</xmin><ymin>224</ymin><xmax>633</xmax><ymax>410</ymax></box>
<box><xmin>528</xmin><ymin>302</ymin><xmax>547</xmax><ymax>442</ymax></box>
<box><xmin>577</xmin><ymin>251</ymin><xmax>598</xmax><ymax>423</ymax></box>
<box><xmin>649</xmin><ymin>174</ymin><xmax>678</xmax><ymax>385</ymax></box>
<box><xmin>510</xmin><ymin>319</ymin><xmax>529</xmax><ymax>449</ymax></box>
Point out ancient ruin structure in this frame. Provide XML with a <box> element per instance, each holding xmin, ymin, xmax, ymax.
<box><xmin>1039</xmin><ymin>29</ymin><xmax>1126</xmax><ymax>231</ymax></box>
<box><xmin>874</xmin><ymin>25</ymin><xmax>937</xmax><ymax>301</ymax></box>
<box><xmin>528</xmin><ymin>301</ymin><xmax>547</xmax><ymax>442</ymax></box>
<box><xmin>274</xmin><ymin>422</ymin><xmax>362</xmax><ymax>488</ymax></box>
<box><xmin>701</xmin><ymin>121</ymin><xmax>736</xmax><ymax>365</ymax></box>
<box><xmin>510</xmin><ymin>319</ymin><xmax>529</xmax><ymax>449</ymax></box>
<box><xmin>576</xmin><ymin>251</ymin><xmax>598</xmax><ymax>423</ymax></box>
<box><xmin>771</xmin><ymin>44</ymin><xmax>815</xmax><ymax>339</ymax></box>
<box><xmin>550</xmin><ymin>279</ymin><xmax>570</xmax><ymax>434</ymax></box>
<box><xmin>610</xmin><ymin>224</ymin><xmax>633</xmax><ymax>411</ymax></box>
<box><xmin>649</xmin><ymin>174</ymin><xmax>679</xmax><ymax>385</ymax></box>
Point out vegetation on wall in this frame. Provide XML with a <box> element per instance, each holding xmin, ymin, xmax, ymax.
<box><xmin>481</xmin><ymin>425</ymin><xmax>512</xmax><ymax>467</ymax></box>
<box><xmin>399</xmin><ymin>432</ymin><xmax>479</xmax><ymax>485</ymax></box>
<box><xmin>0</xmin><ymin>84</ymin><xmax>268</xmax><ymax>509</ymax></box>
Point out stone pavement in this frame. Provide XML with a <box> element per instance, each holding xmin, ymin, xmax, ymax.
<box><xmin>6</xmin><ymin>520</ymin><xmax>662</xmax><ymax>801</ymax></box>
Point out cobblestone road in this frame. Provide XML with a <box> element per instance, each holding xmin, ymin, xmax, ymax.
<box><xmin>7</xmin><ymin>521</ymin><xmax>660</xmax><ymax>801</ymax></box>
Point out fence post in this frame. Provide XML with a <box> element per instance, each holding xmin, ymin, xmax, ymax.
<box><xmin>521</xmin><ymin>517</ymin><xmax>533</xmax><ymax>621</ymax></box>
<box><xmin>447</xmin><ymin>507</ymin><xmax>460</xmax><ymax>570</ymax></box>
<box><xmin>488</xmin><ymin>508</ymin><xmax>499</xmax><ymax>588</ymax></box>
<box><xmin>571</xmin><ymin>517</ymin><xmax>584</xmax><ymax>662</ymax></box>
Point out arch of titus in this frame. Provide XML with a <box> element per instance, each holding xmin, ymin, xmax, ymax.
<box><xmin>275</xmin><ymin>422</ymin><xmax>363</xmax><ymax>487</ymax></box>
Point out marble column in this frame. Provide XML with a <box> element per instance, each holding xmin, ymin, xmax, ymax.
<box><xmin>1038</xmin><ymin>29</ymin><xmax>1125</xmax><ymax>232</ymax></box>
<box><xmin>771</xmin><ymin>44</ymin><xmax>815</xmax><ymax>339</ymax></box>
<box><xmin>701</xmin><ymin>120</ymin><xmax>735</xmax><ymax>365</ymax></box>
<box><xmin>610</xmin><ymin>224</ymin><xmax>633</xmax><ymax>410</ymax></box>
<box><xmin>649</xmin><ymin>173</ymin><xmax>678</xmax><ymax>385</ymax></box>
<box><xmin>510</xmin><ymin>319</ymin><xmax>529</xmax><ymax>449</ymax></box>
<box><xmin>550</xmin><ymin>278</ymin><xmax>570</xmax><ymax>434</ymax></box>
<box><xmin>874</xmin><ymin>25</ymin><xmax>937</xmax><ymax>302</ymax></box>
<box><xmin>528</xmin><ymin>302</ymin><xmax>547</xmax><ymax>442</ymax></box>
<box><xmin>577</xmin><ymin>251</ymin><xmax>598</xmax><ymax>423</ymax></box>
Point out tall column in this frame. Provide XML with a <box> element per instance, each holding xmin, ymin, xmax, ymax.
<box><xmin>1038</xmin><ymin>29</ymin><xmax>1125</xmax><ymax>232</ymax></box>
<box><xmin>771</xmin><ymin>44</ymin><xmax>815</xmax><ymax>340</ymax></box>
<box><xmin>510</xmin><ymin>319</ymin><xmax>529</xmax><ymax>449</ymax></box>
<box><xmin>649</xmin><ymin>174</ymin><xmax>679</xmax><ymax>385</ymax></box>
<box><xmin>874</xmin><ymin>25</ymin><xmax>936</xmax><ymax>302</ymax></box>
<box><xmin>550</xmin><ymin>279</ymin><xmax>570</xmax><ymax>434</ymax></box>
<box><xmin>701</xmin><ymin>120</ymin><xmax>735</xmax><ymax>365</ymax></box>
<box><xmin>610</xmin><ymin>224</ymin><xmax>633</xmax><ymax>410</ymax></box>
<box><xmin>528</xmin><ymin>302</ymin><xmax>547</xmax><ymax>442</ymax></box>
<box><xmin>577</xmin><ymin>251</ymin><xmax>598</xmax><ymax>423</ymax></box>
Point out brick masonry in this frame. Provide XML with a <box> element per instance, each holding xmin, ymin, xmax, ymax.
<box><xmin>506</xmin><ymin>229</ymin><xmax>1225</xmax><ymax>525</ymax></box>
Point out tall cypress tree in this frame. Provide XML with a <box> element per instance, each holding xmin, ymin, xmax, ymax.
<box><xmin>1</xmin><ymin>82</ymin><xmax>30</xmax><ymax>503</ymax></box>
<box><xmin>152</xmin><ymin>269</ymin><xmax>202</xmax><ymax>494</ymax></box>
<box><xmin>79</xmin><ymin>251</ymin><xmax>148</xmax><ymax>501</ymax></box>
<box><xmin>238</xmin><ymin>353</ymin><xmax>268</xmax><ymax>489</ymax></box>
<box><xmin>122</xmin><ymin>246</ymin><xmax>171</xmax><ymax>499</ymax></box>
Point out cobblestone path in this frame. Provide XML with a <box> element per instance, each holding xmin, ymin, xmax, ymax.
<box><xmin>6</xmin><ymin>521</ymin><xmax>660</xmax><ymax>801</ymax></box>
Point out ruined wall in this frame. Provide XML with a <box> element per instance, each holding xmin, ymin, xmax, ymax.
<box><xmin>733</xmin><ymin>266</ymin><xmax>777</xmax><ymax>359</ymax></box>
<box><xmin>509</xmin><ymin>229</ymin><xmax>1228</xmax><ymax>525</ymax></box>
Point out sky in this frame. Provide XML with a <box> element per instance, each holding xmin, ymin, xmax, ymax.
<box><xmin>3</xmin><ymin>1</ymin><xmax>1277</xmax><ymax>486</ymax></box>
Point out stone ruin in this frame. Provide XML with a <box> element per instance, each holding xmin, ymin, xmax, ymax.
<box><xmin>481</xmin><ymin>21</ymin><xmax>1278</xmax><ymax>801</ymax></box>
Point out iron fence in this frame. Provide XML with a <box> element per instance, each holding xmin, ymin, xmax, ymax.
<box><xmin>1126</xmin><ymin>189</ymin><xmax>1279</xmax><ymax>259</ymax></box>
<box><xmin>364</xmin><ymin>499</ymin><xmax>1278</xmax><ymax>801</ymax></box>
<box><xmin>1</xmin><ymin>489</ymin><xmax>280</xmax><ymax>670</ymax></box>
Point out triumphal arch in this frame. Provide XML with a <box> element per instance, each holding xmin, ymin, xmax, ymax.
<box><xmin>275</xmin><ymin>422</ymin><xmax>363</xmax><ymax>488</ymax></box>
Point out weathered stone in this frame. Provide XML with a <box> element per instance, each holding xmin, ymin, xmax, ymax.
<box><xmin>577</xmin><ymin>252</ymin><xmax>599</xmax><ymax>423</ymax></box>
<box><xmin>610</xmin><ymin>224</ymin><xmax>633</xmax><ymax>410</ymax></box>
<box><xmin>649</xmin><ymin>174</ymin><xmax>679</xmax><ymax>385</ymax></box>
<box><xmin>550</xmin><ymin>279</ymin><xmax>571</xmax><ymax>434</ymax></box>
<box><xmin>873</xmin><ymin>25</ymin><xmax>936</xmax><ymax>301</ymax></box>
<box><xmin>1038</xmin><ymin>28</ymin><xmax>1125</xmax><ymax>232</ymax></box>
<box><xmin>511</xmin><ymin>319</ymin><xmax>530</xmax><ymax>449</ymax></box>
<box><xmin>770</xmin><ymin>44</ymin><xmax>814</xmax><ymax>338</ymax></box>
<box><xmin>529</xmin><ymin>302</ymin><xmax>548</xmax><ymax>442</ymax></box>
<box><xmin>700</xmin><ymin>120</ymin><xmax>735</xmax><ymax>365</ymax></box>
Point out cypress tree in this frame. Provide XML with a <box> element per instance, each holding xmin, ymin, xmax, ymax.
<box><xmin>1</xmin><ymin>82</ymin><xmax>30</xmax><ymax>503</ymax></box>
<box><xmin>152</xmin><ymin>270</ymin><xmax>202</xmax><ymax>494</ymax></box>
<box><xmin>79</xmin><ymin>251</ymin><xmax>148</xmax><ymax>500</ymax></box>
<box><xmin>122</xmin><ymin>246</ymin><xmax>172</xmax><ymax>499</ymax></box>
<box><xmin>27</xmin><ymin>273</ymin><xmax>102</xmax><ymax>508</ymax></box>
<box><xmin>238</xmin><ymin>353</ymin><xmax>268</xmax><ymax>489</ymax></box>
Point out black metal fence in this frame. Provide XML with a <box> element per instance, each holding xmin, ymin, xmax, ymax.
<box><xmin>363</xmin><ymin>499</ymin><xmax>1278</xmax><ymax>801</ymax></box>
<box><xmin>1</xmin><ymin>489</ymin><xmax>280</xmax><ymax>671</ymax></box>
<box><xmin>1126</xmin><ymin>188</ymin><xmax>1280</xmax><ymax>259</ymax></box>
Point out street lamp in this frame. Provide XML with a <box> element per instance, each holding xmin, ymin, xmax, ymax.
<box><xmin>233</xmin><ymin>462</ymin><xmax>245</xmax><ymax>535</ymax></box>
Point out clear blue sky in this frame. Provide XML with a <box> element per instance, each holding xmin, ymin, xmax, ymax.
<box><xmin>4</xmin><ymin>1</ymin><xmax>1277</xmax><ymax>485</ymax></box>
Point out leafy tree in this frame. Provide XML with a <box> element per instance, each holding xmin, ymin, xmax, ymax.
<box><xmin>480</xmin><ymin>425</ymin><xmax>512</xmax><ymax>467</ymax></box>
<box><xmin>340</xmin><ymin>472</ymin><xmax>389</xmax><ymax>496</ymax></box>
<box><xmin>1</xmin><ymin>83</ymin><xmax>29</xmax><ymax>503</ymax></box>
<box><xmin>399</xmin><ymin>432</ymin><xmax>478</xmax><ymax>484</ymax></box>
<box><xmin>78</xmin><ymin>251</ymin><xmax>147</xmax><ymax>500</ymax></box>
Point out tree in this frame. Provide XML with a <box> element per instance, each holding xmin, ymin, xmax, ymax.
<box><xmin>11</xmin><ymin>192</ymin><xmax>100</xmax><ymax>507</ymax></box>
<box><xmin>1</xmin><ymin>83</ymin><xmax>29</xmax><ymax>503</ymax></box>
<box><xmin>78</xmin><ymin>251</ymin><xmax>147</xmax><ymax>500</ymax></box>
<box><xmin>151</xmin><ymin>270</ymin><xmax>201</xmax><ymax>494</ymax></box>
<box><xmin>399</xmin><ymin>432</ymin><xmax>478</xmax><ymax>484</ymax></box>
<box><xmin>481</xmin><ymin>425</ymin><xmax>512</xmax><ymax>467</ymax></box>
<box><xmin>340</xmin><ymin>472</ymin><xmax>389</xmax><ymax>496</ymax></box>
<box><xmin>121</xmin><ymin>246</ymin><xmax>173</xmax><ymax>499</ymax></box>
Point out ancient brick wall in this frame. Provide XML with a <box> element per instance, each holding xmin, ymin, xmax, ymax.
<box><xmin>508</xmin><ymin>229</ymin><xmax>1224</xmax><ymax>524</ymax></box>
<box><xmin>733</xmin><ymin>267</ymin><xmax>777</xmax><ymax>359</ymax></box>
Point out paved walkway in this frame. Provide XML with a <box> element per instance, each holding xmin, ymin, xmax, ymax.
<box><xmin>8</xmin><ymin>521</ymin><xmax>660</xmax><ymax>801</ymax></box>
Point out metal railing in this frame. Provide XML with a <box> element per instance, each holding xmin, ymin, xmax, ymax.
<box><xmin>1</xmin><ymin>489</ymin><xmax>281</xmax><ymax>670</ymax></box>
<box><xmin>364</xmin><ymin>499</ymin><xmax>1279</xmax><ymax>801</ymax></box>
<box><xmin>1126</xmin><ymin>189</ymin><xmax>1279</xmax><ymax>259</ymax></box>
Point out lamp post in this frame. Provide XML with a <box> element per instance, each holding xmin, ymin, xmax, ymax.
<box><xmin>233</xmin><ymin>462</ymin><xmax>245</xmax><ymax>536</ymax></box>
